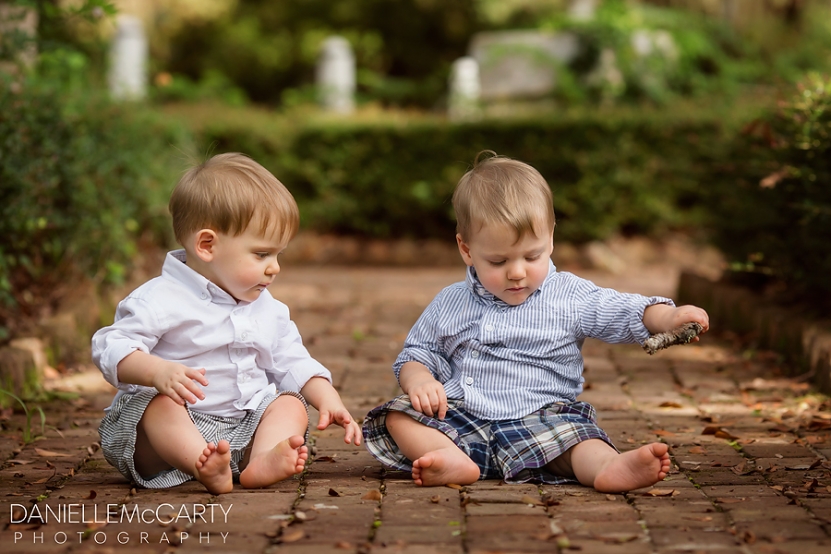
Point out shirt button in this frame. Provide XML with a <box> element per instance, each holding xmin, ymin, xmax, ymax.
<box><xmin>465</xmin><ymin>377</ymin><xmax>474</xmax><ymax>385</ymax></box>
<box><xmin>485</xmin><ymin>324</ymin><xmax>494</xmax><ymax>332</ymax></box>
<box><xmin>471</xmin><ymin>350</ymin><xmax>480</xmax><ymax>358</ymax></box>
<box><xmin>200</xmin><ymin>292</ymin><xmax>207</xmax><ymax>299</ymax></box>
<box><xmin>241</xmin><ymin>332</ymin><xmax>248</xmax><ymax>340</ymax></box>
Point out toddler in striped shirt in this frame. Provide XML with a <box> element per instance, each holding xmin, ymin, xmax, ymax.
<box><xmin>362</xmin><ymin>152</ymin><xmax>709</xmax><ymax>492</ymax></box>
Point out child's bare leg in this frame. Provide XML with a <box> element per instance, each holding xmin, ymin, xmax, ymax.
<box><xmin>546</xmin><ymin>439</ymin><xmax>670</xmax><ymax>493</ymax></box>
<box><xmin>239</xmin><ymin>395</ymin><xmax>309</xmax><ymax>488</ymax></box>
<box><xmin>135</xmin><ymin>395</ymin><xmax>232</xmax><ymax>494</ymax></box>
<box><xmin>385</xmin><ymin>411</ymin><xmax>479</xmax><ymax>486</ymax></box>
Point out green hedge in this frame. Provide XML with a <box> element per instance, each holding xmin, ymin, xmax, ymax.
<box><xmin>190</xmin><ymin>104</ymin><xmax>762</xmax><ymax>243</ymax></box>
<box><xmin>0</xmin><ymin>84</ymin><xmax>188</xmax><ymax>340</ymax></box>
<box><xmin>709</xmin><ymin>73</ymin><xmax>831</xmax><ymax>312</ymax></box>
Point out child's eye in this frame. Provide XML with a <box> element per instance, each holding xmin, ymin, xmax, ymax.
<box><xmin>256</xmin><ymin>252</ymin><xmax>269</xmax><ymax>259</ymax></box>
<box><xmin>526</xmin><ymin>255</ymin><xmax>540</xmax><ymax>261</ymax></box>
<box><xmin>489</xmin><ymin>260</ymin><xmax>506</xmax><ymax>266</ymax></box>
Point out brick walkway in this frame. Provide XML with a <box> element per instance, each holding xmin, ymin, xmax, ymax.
<box><xmin>2</xmin><ymin>266</ymin><xmax>830</xmax><ymax>553</ymax></box>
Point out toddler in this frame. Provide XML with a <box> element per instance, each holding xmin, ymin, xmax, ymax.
<box><xmin>362</xmin><ymin>152</ymin><xmax>709</xmax><ymax>492</ymax></box>
<box><xmin>92</xmin><ymin>152</ymin><xmax>361</xmax><ymax>494</ymax></box>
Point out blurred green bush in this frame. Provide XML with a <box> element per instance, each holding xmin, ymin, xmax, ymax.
<box><xmin>187</xmin><ymin>101</ymin><xmax>763</xmax><ymax>242</ymax></box>
<box><xmin>709</xmin><ymin>73</ymin><xmax>831</xmax><ymax>312</ymax></box>
<box><xmin>147</xmin><ymin>0</ymin><xmax>831</xmax><ymax>109</ymax></box>
<box><xmin>0</xmin><ymin>1</ymin><xmax>189</xmax><ymax>342</ymax></box>
<box><xmin>158</xmin><ymin>0</ymin><xmax>478</xmax><ymax>108</ymax></box>
<box><xmin>0</xmin><ymin>82</ymin><xmax>188</xmax><ymax>340</ymax></box>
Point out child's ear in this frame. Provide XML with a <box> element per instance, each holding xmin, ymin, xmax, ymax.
<box><xmin>193</xmin><ymin>229</ymin><xmax>218</xmax><ymax>262</ymax></box>
<box><xmin>456</xmin><ymin>234</ymin><xmax>474</xmax><ymax>267</ymax></box>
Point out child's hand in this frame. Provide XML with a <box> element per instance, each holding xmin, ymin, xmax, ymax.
<box><xmin>151</xmin><ymin>361</ymin><xmax>208</xmax><ymax>405</ymax></box>
<box><xmin>644</xmin><ymin>303</ymin><xmax>710</xmax><ymax>340</ymax></box>
<box><xmin>300</xmin><ymin>377</ymin><xmax>362</xmax><ymax>445</ymax></box>
<box><xmin>316</xmin><ymin>407</ymin><xmax>362</xmax><ymax>445</ymax></box>
<box><xmin>406</xmin><ymin>376</ymin><xmax>448</xmax><ymax>419</ymax></box>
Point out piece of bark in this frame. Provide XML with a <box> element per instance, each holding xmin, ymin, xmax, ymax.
<box><xmin>643</xmin><ymin>322</ymin><xmax>703</xmax><ymax>355</ymax></box>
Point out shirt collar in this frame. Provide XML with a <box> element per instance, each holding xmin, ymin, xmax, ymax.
<box><xmin>465</xmin><ymin>259</ymin><xmax>557</xmax><ymax>307</ymax></box>
<box><xmin>162</xmin><ymin>250</ymin><xmax>238</xmax><ymax>305</ymax></box>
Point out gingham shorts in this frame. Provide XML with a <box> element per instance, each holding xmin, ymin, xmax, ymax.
<box><xmin>99</xmin><ymin>388</ymin><xmax>308</xmax><ymax>488</ymax></box>
<box><xmin>362</xmin><ymin>395</ymin><xmax>616</xmax><ymax>484</ymax></box>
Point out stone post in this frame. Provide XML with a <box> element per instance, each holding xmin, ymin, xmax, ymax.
<box><xmin>109</xmin><ymin>15</ymin><xmax>147</xmax><ymax>101</ymax></box>
<box><xmin>569</xmin><ymin>0</ymin><xmax>597</xmax><ymax>21</ymax></box>
<box><xmin>316</xmin><ymin>36</ymin><xmax>355</xmax><ymax>114</ymax></box>
<box><xmin>448</xmin><ymin>56</ymin><xmax>481</xmax><ymax>122</ymax></box>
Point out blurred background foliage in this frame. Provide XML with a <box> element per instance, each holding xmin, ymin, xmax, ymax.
<box><xmin>1</xmin><ymin>0</ymin><xmax>831</xmax><ymax>343</ymax></box>
<box><xmin>33</xmin><ymin>0</ymin><xmax>831</xmax><ymax>108</ymax></box>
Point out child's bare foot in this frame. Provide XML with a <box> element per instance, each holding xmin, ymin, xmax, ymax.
<box><xmin>239</xmin><ymin>435</ymin><xmax>308</xmax><ymax>488</ymax></box>
<box><xmin>412</xmin><ymin>447</ymin><xmax>480</xmax><ymax>487</ymax></box>
<box><xmin>593</xmin><ymin>443</ymin><xmax>671</xmax><ymax>493</ymax></box>
<box><xmin>194</xmin><ymin>440</ymin><xmax>233</xmax><ymax>495</ymax></box>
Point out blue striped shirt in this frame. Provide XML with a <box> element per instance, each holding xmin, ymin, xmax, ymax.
<box><xmin>394</xmin><ymin>260</ymin><xmax>673</xmax><ymax>420</ymax></box>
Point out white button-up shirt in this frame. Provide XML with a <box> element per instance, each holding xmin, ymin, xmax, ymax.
<box><xmin>92</xmin><ymin>250</ymin><xmax>331</xmax><ymax>417</ymax></box>
<box><xmin>394</xmin><ymin>261</ymin><xmax>673</xmax><ymax>421</ymax></box>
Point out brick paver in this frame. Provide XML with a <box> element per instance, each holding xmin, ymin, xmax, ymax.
<box><xmin>2</xmin><ymin>266</ymin><xmax>830</xmax><ymax>553</ymax></box>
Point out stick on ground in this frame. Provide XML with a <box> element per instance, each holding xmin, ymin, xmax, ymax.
<box><xmin>643</xmin><ymin>322</ymin><xmax>704</xmax><ymax>355</ymax></box>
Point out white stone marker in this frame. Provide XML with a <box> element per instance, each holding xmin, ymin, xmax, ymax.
<box><xmin>448</xmin><ymin>56</ymin><xmax>481</xmax><ymax>121</ymax></box>
<box><xmin>569</xmin><ymin>0</ymin><xmax>597</xmax><ymax>22</ymax></box>
<box><xmin>109</xmin><ymin>15</ymin><xmax>147</xmax><ymax>100</ymax></box>
<box><xmin>316</xmin><ymin>36</ymin><xmax>355</xmax><ymax>114</ymax></box>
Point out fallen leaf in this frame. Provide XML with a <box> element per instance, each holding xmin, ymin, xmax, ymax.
<box><xmin>654</xmin><ymin>429</ymin><xmax>677</xmax><ymax>437</ymax></box>
<box><xmin>83</xmin><ymin>490</ymin><xmax>97</xmax><ymax>500</ymax></box>
<box><xmin>731</xmin><ymin>460</ymin><xmax>756</xmax><ymax>476</ymax></box>
<box><xmin>315</xmin><ymin>456</ymin><xmax>337</xmax><ymax>463</ymax></box>
<box><xmin>715</xmin><ymin>429</ymin><xmax>740</xmax><ymax>441</ymax></box>
<box><xmin>520</xmin><ymin>494</ymin><xmax>542</xmax><ymax>506</ymax></box>
<box><xmin>430</xmin><ymin>495</ymin><xmax>440</xmax><ymax>504</ymax></box>
<box><xmin>540</xmin><ymin>492</ymin><xmax>560</xmax><ymax>506</ymax></box>
<box><xmin>786</xmin><ymin>459</ymin><xmax>822</xmax><ymax>471</ymax></box>
<box><xmin>445</xmin><ymin>483</ymin><xmax>463</xmax><ymax>490</ymax></box>
<box><xmin>6</xmin><ymin>459</ymin><xmax>33</xmax><ymax>465</ymax></box>
<box><xmin>34</xmin><ymin>448</ymin><xmax>72</xmax><ymax>458</ymax></box>
<box><xmin>362</xmin><ymin>490</ymin><xmax>382</xmax><ymax>501</ymax></box>
<box><xmin>335</xmin><ymin>542</ymin><xmax>352</xmax><ymax>550</ymax></box>
<box><xmin>644</xmin><ymin>489</ymin><xmax>678</xmax><ymax>497</ymax></box>
<box><xmin>659</xmin><ymin>402</ymin><xmax>683</xmax><ymax>409</ymax></box>
<box><xmin>701</xmin><ymin>425</ymin><xmax>721</xmax><ymax>435</ymax></box>
<box><xmin>328</xmin><ymin>488</ymin><xmax>341</xmax><ymax>497</ymax></box>
<box><xmin>689</xmin><ymin>446</ymin><xmax>707</xmax><ymax>455</ymax></box>
<box><xmin>281</xmin><ymin>529</ymin><xmax>304</xmax><ymax>543</ymax></box>
<box><xmin>742</xmin><ymin>530</ymin><xmax>756</xmax><ymax>544</ymax></box>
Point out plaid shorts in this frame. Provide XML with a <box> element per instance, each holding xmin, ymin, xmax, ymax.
<box><xmin>362</xmin><ymin>395</ymin><xmax>616</xmax><ymax>484</ymax></box>
<box><xmin>99</xmin><ymin>388</ymin><xmax>308</xmax><ymax>489</ymax></box>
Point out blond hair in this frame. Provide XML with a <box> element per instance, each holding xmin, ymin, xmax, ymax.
<box><xmin>452</xmin><ymin>152</ymin><xmax>555</xmax><ymax>242</ymax></box>
<box><xmin>169</xmin><ymin>152</ymin><xmax>299</xmax><ymax>245</ymax></box>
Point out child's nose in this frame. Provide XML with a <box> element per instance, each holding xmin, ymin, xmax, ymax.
<box><xmin>507</xmin><ymin>262</ymin><xmax>525</xmax><ymax>280</ymax></box>
<box><xmin>266</xmin><ymin>259</ymin><xmax>281</xmax><ymax>275</ymax></box>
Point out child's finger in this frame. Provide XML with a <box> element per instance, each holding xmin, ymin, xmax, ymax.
<box><xmin>183</xmin><ymin>379</ymin><xmax>205</xmax><ymax>400</ymax></box>
<box><xmin>317</xmin><ymin>410</ymin><xmax>332</xmax><ymax>429</ymax></box>
<box><xmin>165</xmin><ymin>389</ymin><xmax>185</xmax><ymax>405</ymax></box>
<box><xmin>335</xmin><ymin>409</ymin><xmax>352</xmax><ymax>425</ymax></box>
<box><xmin>188</xmin><ymin>368</ymin><xmax>209</xmax><ymax>386</ymax></box>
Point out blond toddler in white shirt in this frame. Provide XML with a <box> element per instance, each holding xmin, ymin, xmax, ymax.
<box><xmin>92</xmin><ymin>153</ymin><xmax>361</xmax><ymax>494</ymax></box>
